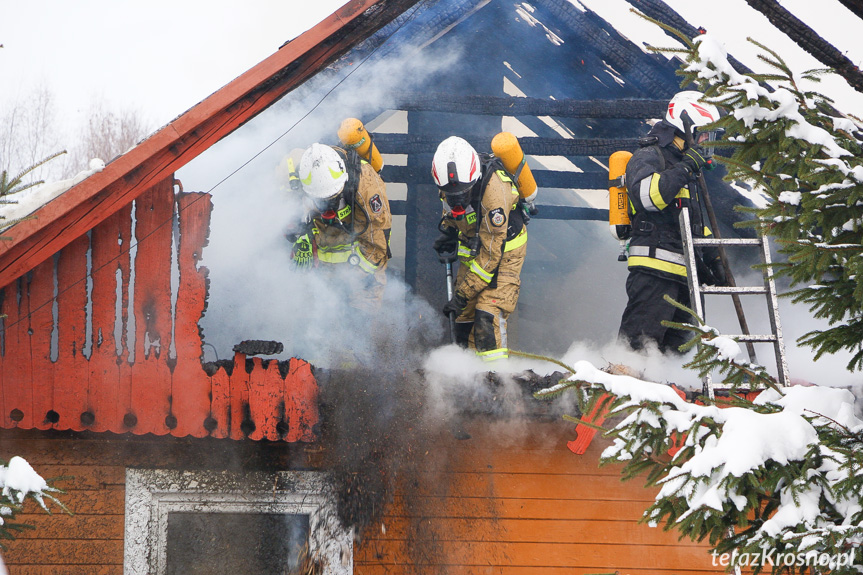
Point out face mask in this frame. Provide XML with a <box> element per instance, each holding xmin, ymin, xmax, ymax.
<box><xmin>443</xmin><ymin>187</ymin><xmax>472</xmax><ymax>218</ymax></box>
<box><xmin>313</xmin><ymin>195</ymin><xmax>349</xmax><ymax>224</ymax></box>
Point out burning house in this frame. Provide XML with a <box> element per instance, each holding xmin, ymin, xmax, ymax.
<box><xmin>0</xmin><ymin>0</ymin><xmax>783</xmax><ymax>573</ymax></box>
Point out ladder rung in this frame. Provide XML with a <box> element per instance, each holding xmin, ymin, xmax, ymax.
<box><xmin>700</xmin><ymin>286</ymin><xmax>768</xmax><ymax>295</ymax></box>
<box><xmin>727</xmin><ymin>334</ymin><xmax>778</xmax><ymax>343</ymax></box>
<box><xmin>711</xmin><ymin>383</ymin><xmax>770</xmax><ymax>392</ymax></box>
<box><xmin>692</xmin><ymin>238</ymin><xmax>763</xmax><ymax>246</ymax></box>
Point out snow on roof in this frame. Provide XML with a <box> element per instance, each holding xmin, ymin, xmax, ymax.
<box><xmin>0</xmin><ymin>159</ymin><xmax>105</xmax><ymax>231</ymax></box>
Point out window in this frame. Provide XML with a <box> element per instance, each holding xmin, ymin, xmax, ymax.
<box><xmin>125</xmin><ymin>469</ymin><xmax>352</xmax><ymax>575</ymax></box>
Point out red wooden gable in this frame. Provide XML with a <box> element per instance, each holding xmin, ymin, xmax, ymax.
<box><xmin>0</xmin><ymin>177</ymin><xmax>317</xmax><ymax>441</ymax></box>
<box><xmin>0</xmin><ymin>0</ymin><xmax>427</xmax><ymax>441</ymax></box>
<box><xmin>0</xmin><ymin>0</ymin><xmax>421</xmax><ymax>291</ymax></box>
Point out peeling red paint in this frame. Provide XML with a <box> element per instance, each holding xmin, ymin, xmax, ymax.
<box><xmin>0</xmin><ymin>179</ymin><xmax>318</xmax><ymax>441</ymax></box>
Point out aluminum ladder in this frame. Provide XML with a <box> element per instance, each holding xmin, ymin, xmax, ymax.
<box><xmin>679</xmin><ymin>208</ymin><xmax>789</xmax><ymax>399</ymax></box>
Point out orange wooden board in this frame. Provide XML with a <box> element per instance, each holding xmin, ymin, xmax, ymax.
<box><xmin>28</xmin><ymin>257</ymin><xmax>55</xmax><ymax>431</ymax></box>
<box><xmin>0</xmin><ymin>540</ymin><xmax>123</xmax><ymax>565</ymax></box>
<box><xmin>0</xmin><ymin>181</ymin><xmax>318</xmax><ymax>442</ymax></box>
<box><xmin>170</xmin><ymin>192</ymin><xmax>212</xmax><ymax>437</ymax></box>
<box><xmin>355</xmin><ymin>541</ymin><xmax>717</xmax><ymax>570</ymax></box>
<box><xmin>54</xmin><ymin>234</ymin><xmax>90</xmax><ymax>431</ymax></box>
<box><xmin>88</xmin><ymin>208</ymin><xmax>126</xmax><ymax>433</ymax></box>
<box><xmin>353</xmin><ymin>420</ymin><xmax>720</xmax><ymax>575</ymax></box>
<box><xmin>5</xmin><ymin>567</ymin><xmax>120</xmax><ymax>575</ymax></box>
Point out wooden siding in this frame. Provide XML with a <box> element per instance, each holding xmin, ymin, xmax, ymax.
<box><xmin>0</xmin><ymin>430</ymin><xmax>312</xmax><ymax>574</ymax></box>
<box><xmin>0</xmin><ymin>179</ymin><xmax>318</xmax><ymax>441</ymax></box>
<box><xmin>355</xmin><ymin>419</ymin><xmax>723</xmax><ymax>575</ymax></box>
<box><xmin>1</xmin><ymin>419</ymin><xmax>722</xmax><ymax>574</ymax></box>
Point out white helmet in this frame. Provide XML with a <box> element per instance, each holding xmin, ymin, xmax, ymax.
<box><xmin>298</xmin><ymin>143</ymin><xmax>348</xmax><ymax>200</ymax></box>
<box><xmin>665</xmin><ymin>91</ymin><xmax>720</xmax><ymax>132</ymax></box>
<box><xmin>431</xmin><ymin>136</ymin><xmax>481</xmax><ymax>213</ymax></box>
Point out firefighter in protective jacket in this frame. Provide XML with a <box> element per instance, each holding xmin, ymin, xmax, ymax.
<box><xmin>618</xmin><ymin>91</ymin><xmax>726</xmax><ymax>353</ymax></box>
<box><xmin>432</xmin><ymin>136</ymin><xmax>528</xmax><ymax>361</ymax></box>
<box><xmin>290</xmin><ymin>143</ymin><xmax>392</xmax><ymax>311</ymax></box>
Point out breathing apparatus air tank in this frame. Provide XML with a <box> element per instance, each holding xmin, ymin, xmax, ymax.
<box><xmin>608</xmin><ymin>150</ymin><xmax>632</xmax><ymax>262</ymax></box>
<box><xmin>338</xmin><ymin>118</ymin><xmax>384</xmax><ymax>172</ymax></box>
<box><xmin>490</xmin><ymin>132</ymin><xmax>537</xmax><ymax>206</ymax></box>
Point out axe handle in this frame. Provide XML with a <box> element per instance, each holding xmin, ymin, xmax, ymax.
<box><xmin>446</xmin><ymin>261</ymin><xmax>457</xmax><ymax>344</ymax></box>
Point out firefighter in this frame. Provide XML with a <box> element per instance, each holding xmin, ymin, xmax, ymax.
<box><xmin>618</xmin><ymin>91</ymin><xmax>727</xmax><ymax>354</ymax></box>
<box><xmin>290</xmin><ymin>143</ymin><xmax>392</xmax><ymax>311</ymax></box>
<box><xmin>431</xmin><ymin>136</ymin><xmax>528</xmax><ymax>361</ymax></box>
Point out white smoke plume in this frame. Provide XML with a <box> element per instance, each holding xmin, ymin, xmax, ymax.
<box><xmin>173</xmin><ymin>24</ymin><xmax>860</xmax><ymax>389</ymax></box>
<box><xmin>176</xmin><ymin>39</ymin><xmax>462</xmax><ymax>367</ymax></box>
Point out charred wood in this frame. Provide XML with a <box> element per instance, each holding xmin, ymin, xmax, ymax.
<box><xmin>232</xmin><ymin>340</ymin><xmax>285</xmax><ymax>356</ymax></box>
<box><xmin>744</xmin><ymin>0</ymin><xmax>863</xmax><ymax>93</ymax></box>
<box><xmin>392</xmin><ymin>93</ymin><xmax>668</xmax><ymax>118</ymax></box>
<box><xmin>375</xmin><ymin>133</ymin><xmax>640</xmax><ymax>156</ymax></box>
<box><xmin>387</xmin><ymin>199</ymin><xmax>607</xmax><ymax>221</ymax></box>
<box><xmin>530</xmin><ymin>0</ymin><xmax>678</xmax><ymax>97</ymax></box>
<box><xmin>382</xmin><ymin>165</ymin><xmax>611</xmax><ymax>189</ymax></box>
<box><xmin>837</xmin><ymin>0</ymin><xmax>863</xmax><ymax>21</ymax></box>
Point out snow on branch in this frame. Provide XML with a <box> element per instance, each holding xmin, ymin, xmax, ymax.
<box><xmin>0</xmin><ymin>456</ymin><xmax>69</xmax><ymax>550</ymax></box>
<box><xmin>533</xmin><ymin>343</ymin><xmax>863</xmax><ymax>572</ymax></box>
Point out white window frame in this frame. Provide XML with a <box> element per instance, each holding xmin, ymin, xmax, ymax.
<box><xmin>124</xmin><ymin>468</ymin><xmax>352</xmax><ymax>575</ymax></box>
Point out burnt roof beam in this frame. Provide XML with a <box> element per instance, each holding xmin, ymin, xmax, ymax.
<box><xmin>375</xmin><ymin>134</ymin><xmax>640</xmax><ymax>156</ymax></box>
<box><xmin>393</xmin><ymin>93</ymin><xmax>667</xmax><ymax>118</ymax></box>
<box><xmin>382</xmin><ymin>166</ymin><xmax>611</xmax><ymax>189</ymax></box>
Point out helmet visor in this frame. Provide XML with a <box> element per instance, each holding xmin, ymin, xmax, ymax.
<box><xmin>695</xmin><ymin>128</ymin><xmax>724</xmax><ymax>155</ymax></box>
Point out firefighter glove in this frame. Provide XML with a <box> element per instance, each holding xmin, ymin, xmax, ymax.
<box><xmin>292</xmin><ymin>233</ymin><xmax>314</xmax><ymax>268</ymax></box>
<box><xmin>433</xmin><ymin>232</ymin><xmax>458</xmax><ymax>263</ymax></box>
<box><xmin>681</xmin><ymin>146</ymin><xmax>714</xmax><ymax>173</ymax></box>
<box><xmin>707</xmin><ymin>255</ymin><xmax>728</xmax><ymax>287</ymax></box>
<box><xmin>698</xmin><ymin>252</ymin><xmax>727</xmax><ymax>286</ymax></box>
<box><xmin>442</xmin><ymin>291</ymin><xmax>468</xmax><ymax>318</ymax></box>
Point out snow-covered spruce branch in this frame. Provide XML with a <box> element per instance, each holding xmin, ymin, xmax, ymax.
<box><xmin>659</xmin><ymin>295</ymin><xmax>782</xmax><ymax>394</ymax></box>
<box><xmin>0</xmin><ymin>456</ymin><xmax>70</xmax><ymax>549</ymax></box>
<box><xmin>0</xmin><ymin>151</ymin><xmax>67</xmax><ymax>238</ymax></box>
<box><xmin>531</xmin><ymin>345</ymin><xmax>863</xmax><ymax>573</ymax></box>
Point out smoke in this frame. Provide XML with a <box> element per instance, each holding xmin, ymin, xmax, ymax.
<box><xmin>175</xmin><ymin>38</ymin><xmax>463</xmax><ymax>366</ymax></box>
<box><xmin>421</xmin><ymin>345</ymin><xmax>580</xmax><ymax>431</ymax></box>
<box><xmin>164</xmin><ymin>4</ymin><xmax>863</xmax><ymax>548</ymax></box>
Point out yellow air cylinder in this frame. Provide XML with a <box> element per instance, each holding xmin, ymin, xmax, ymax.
<box><xmin>338</xmin><ymin>118</ymin><xmax>384</xmax><ymax>172</ymax></box>
<box><xmin>491</xmin><ymin>132</ymin><xmax>537</xmax><ymax>203</ymax></box>
<box><xmin>609</xmin><ymin>150</ymin><xmax>632</xmax><ymax>261</ymax></box>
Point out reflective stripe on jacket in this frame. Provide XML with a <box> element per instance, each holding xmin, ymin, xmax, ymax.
<box><xmin>442</xmin><ymin>170</ymin><xmax>525</xmax><ymax>299</ymax></box>
<box><xmin>313</xmin><ymin>162</ymin><xmax>391</xmax><ymax>272</ymax></box>
<box><xmin>624</xmin><ymin>140</ymin><xmax>708</xmax><ymax>282</ymax></box>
